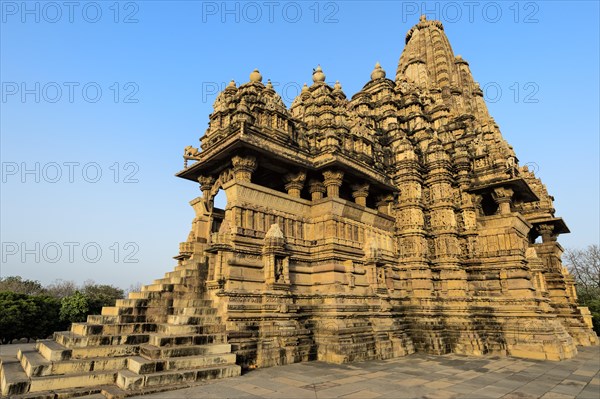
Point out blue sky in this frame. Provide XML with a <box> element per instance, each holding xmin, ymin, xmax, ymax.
<box><xmin>1</xmin><ymin>0</ymin><xmax>599</xmax><ymax>289</ymax></box>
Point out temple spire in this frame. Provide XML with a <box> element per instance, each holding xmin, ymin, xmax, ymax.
<box><xmin>396</xmin><ymin>15</ymin><xmax>457</xmax><ymax>88</ymax></box>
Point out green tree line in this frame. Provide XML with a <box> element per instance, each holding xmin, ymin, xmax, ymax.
<box><xmin>0</xmin><ymin>276</ymin><xmax>125</xmax><ymax>344</ymax></box>
<box><xmin>564</xmin><ymin>245</ymin><xmax>600</xmax><ymax>335</ymax></box>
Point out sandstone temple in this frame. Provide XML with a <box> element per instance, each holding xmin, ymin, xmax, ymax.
<box><xmin>1</xmin><ymin>16</ymin><xmax>597</xmax><ymax>399</ymax></box>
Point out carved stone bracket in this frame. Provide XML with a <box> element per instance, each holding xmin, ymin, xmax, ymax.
<box><xmin>283</xmin><ymin>171</ymin><xmax>306</xmax><ymax>198</ymax></box>
<box><xmin>322</xmin><ymin>170</ymin><xmax>344</xmax><ymax>198</ymax></box>
<box><xmin>231</xmin><ymin>155</ymin><xmax>257</xmax><ymax>183</ymax></box>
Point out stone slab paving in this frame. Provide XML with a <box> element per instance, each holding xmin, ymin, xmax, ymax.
<box><xmin>133</xmin><ymin>346</ymin><xmax>600</xmax><ymax>399</ymax></box>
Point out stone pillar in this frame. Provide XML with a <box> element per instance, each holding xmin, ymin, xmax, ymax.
<box><xmin>323</xmin><ymin>170</ymin><xmax>344</xmax><ymax>198</ymax></box>
<box><xmin>376</xmin><ymin>194</ymin><xmax>393</xmax><ymax>215</ymax></box>
<box><xmin>537</xmin><ymin>223</ymin><xmax>556</xmax><ymax>243</ymax></box>
<box><xmin>283</xmin><ymin>171</ymin><xmax>306</xmax><ymax>198</ymax></box>
<box><xmin>231</xmin><ymin>155</ymin><xmax>257</xmax><ymax>182</ymax></box>
<box><xmin>198</xmin><ymin>175</ymin><xmax>215</xmax><ymax>198</ymax></box>
<box><xmin>492</xmin><ymin>187</ymin><xmax>513</xmax><ymax>214</ymax></box>
<box><xmin>351</xmin><ymin>182</ymin><xmax>369</xmax><ymax>206</ymax></box>
<box><xmin>308</xmin><ymin>179</ymin><xmax>326</xmax><ymax>201</ymax></box>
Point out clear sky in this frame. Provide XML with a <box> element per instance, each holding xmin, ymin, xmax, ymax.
<box><xmin>1</xmin><ymin>0</ymin><xmax>599</xmax><ymax>289</ymax></box>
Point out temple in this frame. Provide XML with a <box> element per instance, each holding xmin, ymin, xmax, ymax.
<box><xmin>1</xmin><ymin>16</ymin><xmax>597</xmax><ymax>399</ymax></box>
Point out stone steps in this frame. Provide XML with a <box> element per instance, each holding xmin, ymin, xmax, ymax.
<box><xmin>101</xmin><ymin>306</ymin><xmax>170</xmax><ymax>317</ymax></box>
<box><xmin>139</xmin><ymin>343</ymin><xmax>232</xmax><ymax>359</ymax></box>
<box><xmin>29</xmin><ymin>370</ymin><xmax>117</xmax><ymax>393</ymax></box>
<box><xmin>152</xmin><ymin>277</ymin><xmax>186</xmax><ymax>285</ymax></box>
<box><xmin>156</xmin><ymin>323</ymin><xmax>225</xmax><ymax>335</ymax></box>
<box><xmin>127</xmin><ymin>353</ymin><xmax>236</xmax><ymax>374</ymax></box>
<box><xmin>37</xmin><ymin>339</ymin><xmax>139</xmax><ymax>360</ymax></box>
<box><xmin>164</xmin><ymin>269</ymin><xmax>202</xmax><ymax>279</ymax></box>
<box><xmin>172</xmin><ymin>299</ymin><xmax>215</xmax><ymax>307</ymax></box>
<box><xmin>88</xmin><ymin>314</ymin><xmax>166</xmax><ymax>324</ymax></box>
<box><xmin>18</xmin><ymin>349</ymin><xmax>127</xmax><ymax>378</ymax></box>
<box><xmin>140</xmin><ymin>283</ymin><xmax>204</xmax><ymax>293</ymax></box>
<box><xmin>148</xmin><ymin>333</ymin><xmax>227</xmax><ymax>347</ymax></box>
<box><xmin>172</xmin><ymin>307</ymin><xmax>218</xmax><ymax>316</ymax></box>
<box><xmin>116</xmin><ymin>364</ymin><xmax>240</xmax><ymax>391</ymax></box>
<box><xmin>54</xmin><ymin>332</ymin><xmax>150</xmax><ymax>348</ymax></box>
<box><xmin>0</xmin><ymin>356</ymin><xmax>30</xmax><ymax>396</ymax></box>
<box><xmin>166</xmin><ymin>315</ymin><xmax>220</xmax><ymax>325</ymax></box>
<box><xmin>71</xmin><ymin>322</ymin><xmax>157</xmax><ymax>336</ymax></box>
<box><xmin>1</xmin><ymin>353</ymin><xmax>117</xmax><ymax>396</ymax></box>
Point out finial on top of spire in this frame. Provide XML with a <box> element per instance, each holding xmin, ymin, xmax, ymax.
<box><xmin>312</xmin><ymin>65</ymin><xmax>326</xmax><ymax>83</ymax></box>
<box><xmin>250</xmin><ymin>69</ymin><xmax>263</xmax><ymax>83</ymax></box>
<box><xmin>334</xmin><ymin>80</ymin><xmax>342</xmax><ymax>90</ymax></box>
<box><xmin>370</xmin><ymin>62</ymin><xmax>386</xmax><ymax>80</ymax></box>
<box><xmin>266</xmin><ymin>79</ymin><xmax>273</xmax><ymax>89</ymax></box>
<box><xmin>420</xmin><ymin>15</ymin><xmax>427</xmax><ymax>22</ymax></box>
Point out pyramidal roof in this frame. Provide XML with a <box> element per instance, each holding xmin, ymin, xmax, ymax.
<box><xmin>179</xmin><ymin>15</ymin><xmax>558</xmax><ymax>233</ymax></box>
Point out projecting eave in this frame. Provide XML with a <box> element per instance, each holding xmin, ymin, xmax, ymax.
<box><xmin>466</xmin><ymin>178</ymin><xmax>540</xmax><ymax>203</ymax></box>
<box><xmin>528</xmin><ymin>217</ymin><xmax>570</xmax><ymax>235</ymax></box>
<box><xmin>176</xmin><ymin>127</ymin><xmax>396</xmax><ymax>192</ymax></box>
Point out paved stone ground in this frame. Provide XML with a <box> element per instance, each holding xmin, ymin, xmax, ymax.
<box><xmin>133</xmin><ymin>346</ymin><xmax>600</xmax><ymax>399</ymax></box>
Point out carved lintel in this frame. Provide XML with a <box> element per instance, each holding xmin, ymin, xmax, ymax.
<box><xmin>308</xmin><ymin>179</ymin><xmax>326</xmax><ymax>201</ymax></box>
<box><xmin>283</xmin><ymin>171</ymin><xmax>306</xmax><ymax>198</ymax></box>
<box><xmin>322</xmin><ymin>170</ymin><xmax>344</xmax><ymax>198</ymax></box>
<box><xmin>231</xmin><ymin>155</ymin><xmax>257</xmax><ymax>183</ymax></box>
<box><xmin>351</xmin><ymin>182</ymin><xmax>370</xmax><ymax>206</ymax></box>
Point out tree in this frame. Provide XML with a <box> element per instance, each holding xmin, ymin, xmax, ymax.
<box><xmin>81</xmin><ymin>281</ymin><xmax>124</xmax><ymax>314</ymax></box>
<box><xmin>564</xmin><ymin>245</ymin><xmax>600</xmax><ymax>301</ymax></box>
<box><xmin>45</xmin><ymin>279</ymin><xmax>78</xmax><ymax>298</ymax></box>
<box><xmin>29</xmin><ymin>295</ymin><xmax>64</xmax><ymax>339</ymax></box>
<box><xmin>0</xmin><ymin>276</ymin><xmax>45</xmax><ymax>295</ymax></box>
<box><xmin>0</xmin><ymin>292</ymin><xmax>62</xmax><ymax>344</ymax></box>
<box><xmin>60</xmin><ymin>291</ymin><xmax>89</xmax><ymax>323</ymax></box>
<box><xmin>564</xmin><ymin>245</ymin><xmax>600</xmax><ymax>334</ymax></box>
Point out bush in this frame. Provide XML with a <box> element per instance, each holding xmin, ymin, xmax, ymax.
<box><xmin>0</xmin><ymin>292</ymin><xmax>63</xmax><ymax>344</ymax></box>
<box><xmin>60</xmin><ymin>291</ymin><xmax>90</xmax><ymax>323</ymax></box>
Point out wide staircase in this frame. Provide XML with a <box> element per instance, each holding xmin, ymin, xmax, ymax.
<box><xmin>0</xmin><ymin>260</ymin><xmax>241</xmax><ymax>398</ymax></box>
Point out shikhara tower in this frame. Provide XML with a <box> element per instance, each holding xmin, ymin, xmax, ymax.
<box><xmin>1</xmin><ymin>16</ymin><xmax>597</xmax><ymax>399</ymax></box>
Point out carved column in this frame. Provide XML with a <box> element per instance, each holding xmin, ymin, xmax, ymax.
<box><xmin>425</xmin><ymin>139</ymin><xmax>465</xmax><ymax>298</ymax></box>
<box><xmin>537</xmin><ymin>223</ymin><xmax>556</xmax><ymax>243</ymax></box>
<box><xmin>351</xmin><ymin>182</ymin><xmax>370</xmax><ymax>206</ymax></box>
<box><xmin>283</xmin><ymin>171</ymin><xmax>306</xmax><ymax>198</ymax></box>
<box><xmin>231</xmin><ymin>155</ymin><xmax>257</xmax><ymax>182</ymax></box>
<box><xmin>392</xmin><ymin>137</ymin><xmax>432</xmax><ymax>299</ymax></box>
<box><xmin>308</xmin><ymin>179</ymin><xmax>326</xmax><ymax>201</ymax></box>
<box><xmin>492</xmin><ymin>187</ymin><xmax>514</xmax><ymax>214</ymax></box>
<box><xmin>198</xmin><ymin>175</ymin><xmax>215</xmax><ymax>199</ymax></box>
<box><xmin>323</xmin><ymin>170</ymin><xmax>344</xmax><ymax>198</ymax></box>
